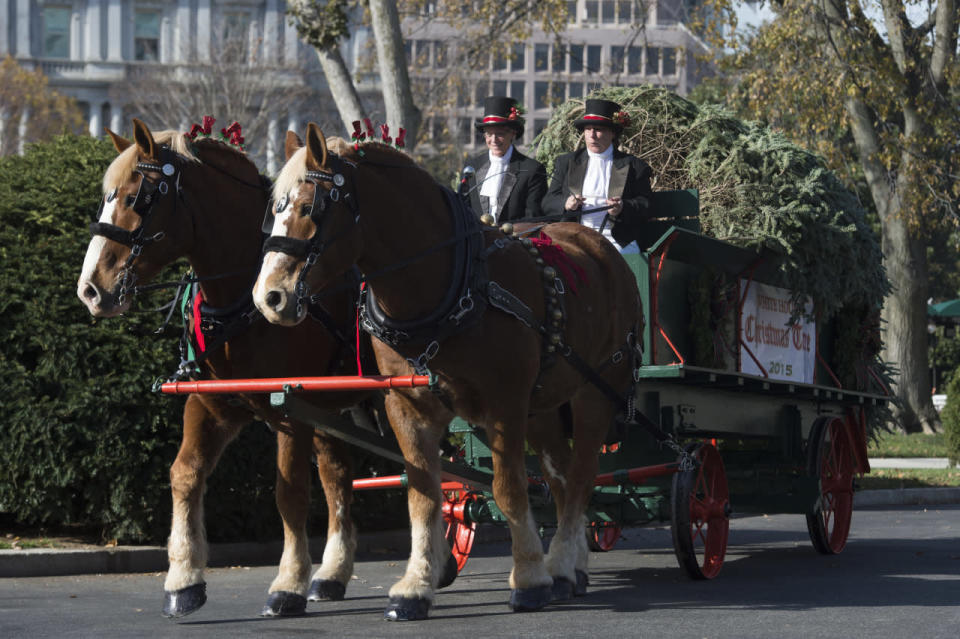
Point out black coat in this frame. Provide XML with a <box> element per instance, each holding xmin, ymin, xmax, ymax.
<box><xmin>464</xmin><ymin>148</ymin><xmax>547</xmax><ymax>222</ymax></box>
<box><xmin>541</xmin><ymin>148</ymin><xmax>654</xmax><ymax>248</ymax></box>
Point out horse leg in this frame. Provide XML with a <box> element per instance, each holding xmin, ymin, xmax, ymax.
<box><xmin>487</xmin><ymin>413</ymin><xmax>554</xmax><ymax>612</ymax></box>
<box><xmin>382</xmin><ymin>392</ymin><xmax>450</xmax><ymax>621</ymax></box>
<box><xmin>544</xmin><ymin>393</ymin><xmax>614</xmax><ymax>600</ymax></box>
<box><xmin>261</xmin><ymin>422</ymin><xmax>316</xmax><ymax>617</ymax></box>
<box><xmin>163</xmin><ymin>394</ymin><xmax>245</xmax><ymax>618</ymax></box>
<box><xmin>307</xmin><ymin>431</ymin><xmax>356</xmax><ymax>602</ymax></box>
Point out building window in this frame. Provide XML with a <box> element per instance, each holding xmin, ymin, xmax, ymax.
<box><xmin>493</xmin><ymin>48</ymin><xmax>508</xmax><ymax>71</ymax></box>
<box><xmin>584</xmin><ymin>0</ymin><xmax>599</xmax><ymax>23</ymax></box>
<box><xmin>493</xmin><ymin>80</ymin><xmax>507</xmax><ymax>98</ymax></box>
<box><xmin>475</xmin><ymin>82</ymin><xmax>487</xmax><ymax>106</ymax></box>
<box><xmin>134</xmin><ymin>10</ymin><xmax>161</xmax><ymax>62</ymax></box>
<box><xmin>568</xmin><ymin>82</ymin><xmax>583</xmax><ymax>98</ymax></box>
<box><xmin>534</xmin><ymin>43</ymin><xmax>549</xmax><ymax>71</ymax></box>
<box><xmin>646</xmin><ymin>46</ymin><xmax>660</xmax><ymax>75</ymax></box>
<box><xmin>534</xmin><ymin>81</ymin><xmax>550</xmax><ymax>109</ymax></box>
<box><xmin>628</xmin><ymin>46</ymin><xmax>642</xmax><ymax>74</ymax></box>
<box><xmin>222</xmin><ymin>11</ymin><xmax>251</xmax><ymax>62</ymax></box>
<box><xmin>566</xmin><ymin>1</ymin><xmax>578</xmax><ymax>22</ymax></box>
<box><xmin>434</xmin><ymin>41</ymin><xmax>448</xmax><ymax>68</ymax></box>
<box><xmin>601</xmin><ymin>0</ymin><xmax>615</xmax><ymax>23</ymax></box>
<box><xmin>586</xmin><ymin>45</ymin><xmax>601</xmax><ymax>72</ymax></box>
<box><xmin>569</xmin><ymin>44</ymin><xmax>583</xmax><ymax>72</ymax></box>
<box><xmin>534</xmin><ymin>118</ymin><xmax>548</xmax><ymax>137</ymax></box>
<box><xmin>617</xmin><ymin>0</ymin><xmax>633</xmax><ymax>23</ymax></box>
<box><xmin>511</xmin><ymin>43</ymin><xmax>525</xmax><ymax>71</ymax></box>
<box><xmin>414</xmin><ymin>40</ymin><xmax>430</xmax><ymax>67</ymax></box>
<box><xmin>42</xmin><ymin>6</ymin><xmax>71</xmax><ymax>58</ymax></box>
<box><xmin>510</xmin><ymin>80</ymin><xmax>525</xmax><ymax>105</ymax></box>
<box><xmin>457</xmin><ymin>117</ymin><xmax>472</xmax><ymax>145</ymax></box>
<box><xmin>662</xmin><ymin>47</ymin><xmax>677</xmax><ymax>75</ymax></box>
<box><xmin>610</xmin><ymin>46</ymin><xmax>625</xmax><ymax>74</ymax></box>
<box><xmin>552</xmin><ymin>45</ymin><xmax>565</xmax><ymax>73</ymax></box>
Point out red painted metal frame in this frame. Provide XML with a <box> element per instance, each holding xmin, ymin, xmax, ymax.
<box><xmin>160</xmin><ymin>375</ymin><xmax>431</xmax><ymax>395</ymax></box>
<box><xmin>594</xmin><ymin>462</ymin><xmax>680</xmax><ymax>486</ymax></box>
<box><xmin>648</xmin><ymin>233</ymin><xmax>684</xmax><ymax>365</ymax></box>
<box><xmin>351</xmin><ymin>474</ymin><xmax>473</xmax><ymax>492</ymax></box>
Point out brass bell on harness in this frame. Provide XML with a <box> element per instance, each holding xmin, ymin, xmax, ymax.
<box><xmin>542</xmin><ymin>266</ymin><xmax>556</xmax><ymax>280</ymax></box>
<box><xmin>551</xmin><ymin>308</ymin><xmax>563</xmax><ymax>321</ymax></box>
<box><xmin>480</xmin><ymin>213</ymin><xmax>495</xmax><ymax>226</ymax></box>
<box><xmin>500</xmin><ymin>222</ymin><xmax>514</xmax><ymax>236</ymax></box>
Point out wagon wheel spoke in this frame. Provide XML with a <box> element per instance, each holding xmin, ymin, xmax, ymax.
<box><xmin>671</xmin><ymin>442</ymin><xmax>729</xmax><ymax>580</ymax></box>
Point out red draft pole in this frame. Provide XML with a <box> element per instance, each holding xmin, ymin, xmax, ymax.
<box><xmin>160</xmin><ymin>375</ymin><xmax>431</xmax><ymax>395</ymax></box>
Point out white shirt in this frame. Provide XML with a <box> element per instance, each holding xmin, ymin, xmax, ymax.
<box><xmin>580</xmin><ymin>146</ymin><xmax>625</xmax><ymax>248</ymax></box>
<box><xmin>479</xmin><ymin>145</ymin><xmax>513</xmax><ymax>221</ymax></box>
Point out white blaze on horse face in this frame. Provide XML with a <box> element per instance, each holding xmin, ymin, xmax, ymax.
<box><xmin>78</xmin><ymin>195</ymin><xmax>118</xmax><ymax>291</ymax></box>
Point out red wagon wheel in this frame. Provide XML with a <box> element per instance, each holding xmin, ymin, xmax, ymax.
<box><xmin>671</xmin><ymin>442</ymin><xmax>730</xmax><ymax>579</ymax></box>
<box><xmin>586</xmin><ymin>522</ymin><xmax>622</xmax><ymax>552</ymax></box>
<box><xmin>442</xmin><ymin>489</ymin><xmax>477</xmax><ymax>572</ymax></box>
<box><xmin>805</xmin><ymin>416</ymin><xmax>855</xmax><ymax>554</ymax></box>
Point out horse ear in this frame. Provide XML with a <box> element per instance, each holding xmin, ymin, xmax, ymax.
<box><xmin>305</xmin><ymin>122</ymin><xmax>328</xmax><ymax>171</ymax></box>
<box><xmin>105</xmin><ymin>128</ymin><xmax>132</xmax><ymax>154</ymax></box>
<box><xmin>132</xmin><ymin>118</ymin><xmax>158</xmax><ymax>160</ymax></box>
<box><xmin>285</xmin><ymin>130</ymin><xmax>303</xmax><ymax>161</ymax></box>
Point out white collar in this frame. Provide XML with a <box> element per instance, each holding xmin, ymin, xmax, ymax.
<box><xmin>489</xmin><ymin>145</ymin><xmax>513</xmax><ymax>166</ymax></box>
<box><xmin>586</xmin><ymin>145</ymin><xmax>614</xmax><ymax>161</ymax></box>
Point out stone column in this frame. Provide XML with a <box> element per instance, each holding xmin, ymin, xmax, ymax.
<box><xmin>287</xmin><ymin>111</ymin><xmax>300</xmax><ymax>135</ymax></box>
<box><xmin>284</xmin><ymin>5</ymin><xmax>299</xmax><ymax>66</ymax></box>
<box><xmin>196</xmin><ymin>0</ymin><xmax>211</xmax><ymax>63</ymax></box>
<box><xmin>18</xmin><ymin>107</ymin><xmax>30</xmax><ymax>155</ymax></box>
<box><xmin>15</xmin><ymin>0</ymin><xmax>30</xmax><ymax>57</ymax></box>
<box><xmin>263</xmin><ymin>0</ymin><xmax>278</xmax><ymax>66</ymax></box>
<box><xmin>174</xmin><ymin>0</ymin><xmax>192</xmax><ymax>62</ymax></box>
<box><xmin>106</xmin><ymin>0</ymin><xmax>122</xmax><ymax>61</ymax></box>
<box><xmin>89</xmin><ymin>104</ymin><xmax>102</xmax><ymax>138</ymax></box>
<box><xmin>266</xmin><ymin>116</ymin><xmax>280</xmax><ymax>175</ymax></box>
<box><xmin>1</xmin><ymin>0</ymin><xmax>10</xmax><ymax>55</ymax></box>
<box><xmin>71</xmin><ymin>9</ymin><xmax>82</xmax><ymax>59</ymax></box>
<box><xmin>160</xmin><ymin>14</ymin><xmax>172</xmax><ymax>64</ymax></box>
<box><xmin>110</xmin><ymin>103</ymin><xmax>124</xmax><ymax>134</ymax></box>
<box><xmin>85</xmin><ymin>0</ymin><xmax>102</xmax><ymax>61</ymax></box>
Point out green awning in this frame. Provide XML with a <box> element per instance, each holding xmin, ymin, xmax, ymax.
<box><xmin>929</xmin><ymin>299</ymin><xmax>960</xmax><ymax>317</ymax></box>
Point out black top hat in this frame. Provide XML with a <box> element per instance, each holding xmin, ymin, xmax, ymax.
<box><xmin>574</xmin><ymin>99</ymin><xmax>628</xmax><ymax>134</ymax></box>
<box><xmin>475</xmin><ymin>96</ymin><xmax>525</xmax><ymax>136</ymax></box>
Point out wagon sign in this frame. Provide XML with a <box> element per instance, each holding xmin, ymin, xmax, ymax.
<box><xmin>740</xmin><ymin>280</ymin><xmax>815</xmax><ymax>383</ymax></box>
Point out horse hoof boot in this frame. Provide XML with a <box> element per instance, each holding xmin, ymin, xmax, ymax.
<box><xmin>260</xmin><ymin>591</ymin><xmax>307</xmax><ymax>617</ymax></box>
<box><xmin>383</xmin><ymin>596</ymin><xmax>431</xmax><ymax>621</ymax></box>
<box><xmin>307</xmin><ymin>579</ymin><xmax>346</xmax><ymax>601</ymax></box>
<box><xmin>574</xmin><ymin>570</ymin><xmax>589</xmax><ymax>596</ymax></box>
<box><xmin>509</xmin><ymin>584</ymin><xmax>553</xmax><ymax>612</ymax></box>
<box><xmin>162</xmin><ymin>582</ymin><xmax>207</xmax><ymax>618</ymax></box>
<box><xmin>437</xmin><ymin>552</ymin><xmax>459</xmax><ymax>589</ymax></box>
<box><xmin>550</xmin><ymin>576</ymin><xmax>574</xmax><ymax>602</ymax></box>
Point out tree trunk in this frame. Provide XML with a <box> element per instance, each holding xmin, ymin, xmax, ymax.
<box><xmin>314</xmin><ymin>46</ymin><xmax>367</xmax><ymax>136</ymax></box>
<box><xmin>880</xmin><ymin>207</ymin><xmax>941</xmax><ymax>433</ymax></box>
<box><xmin>368</xmin><ymin>0</ymin><xmax>421</xmax><ymax>150</ymax></box>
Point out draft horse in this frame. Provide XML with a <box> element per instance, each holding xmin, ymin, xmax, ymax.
<box><xmin>253</xmin><ymin>123</ymin><xmax>643</xmax><ymax>620</ymax></box>
<box><xmin>77</xmin><ymin>119</ymin><xmax>378</xmax><ymax>618</ymax></box>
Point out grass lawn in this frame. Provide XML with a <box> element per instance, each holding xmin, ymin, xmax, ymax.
<box><xmin>859</xmin><ymin>467</ymin><xmax>960</xmax><ymax>490</ymax></box>
<box><xmin>867</xmin><ymin>431</ymin><xmax>949</xmax><ymax>458</ymax></box>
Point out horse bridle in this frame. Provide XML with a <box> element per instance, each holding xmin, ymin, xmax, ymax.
<box><xmin>261</xmin><ymin>154</ymin><xmax>360</xmax><ymax>316</ymax></box>
<box><xmin>89</xmin><ymin>146</ymin><xmax>181</xmax><ymax>305</ymax></box>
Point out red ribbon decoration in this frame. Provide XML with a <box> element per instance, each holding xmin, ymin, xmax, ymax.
<box><xmin>192</xmin><ymin>292</ymin><xmax>206</xmax><ymax>353</ymax></box>
<box><xmin>363</xmin><ymin>118</ymin><xmax>375</xmax><ymax>140</ymax></box>
<box><xmin>395</xmin><ymin>127</ymin><xmax>406</xmax><ymax>148</ymax></box>
<box><xmin>530</xmin><ymin>231</ymin><xmax>587</xmax><ymax>294</ymax></box>
<box><xmin>380</xmin><ymin>124</ymin><xmax>392</xmax><ymax>145</ymax></box>
<box><xmin>201</xmin><ymin>115</ymin><xmax>215</xmax><ymax>135</ymax></box>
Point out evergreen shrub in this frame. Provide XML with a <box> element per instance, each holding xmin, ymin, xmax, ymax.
<box><xmin>943</xmin><ymin>371</ymin><xmax>960</xmax><ymax>466</ymax></box>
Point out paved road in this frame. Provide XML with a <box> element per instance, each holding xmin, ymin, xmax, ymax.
<box><xmin>2</xmin><ymin>505</ymin><xmax>958</xmax><ymax>639</ymax></box>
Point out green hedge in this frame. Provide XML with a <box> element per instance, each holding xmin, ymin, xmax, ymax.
<box><xmin>0</xmin><ymin>134</ymin><xmax>404</xmax><ymax>543</ymax></box>
<box><xmin>943</xmin><ymin>371</ymin><xmax>960</xmax><ymax>466</ymax></box>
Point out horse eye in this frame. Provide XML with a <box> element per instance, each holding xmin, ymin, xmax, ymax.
<box><xmin>106</xmin><ymin>189</ymin><xmax>117</xmax><ymax>203</ymax></box>
<box><xmin>125</xmin><ymin>195</ymin><xmax>136</xmax><ymax>208</ymax></box>
<box><xmin>276</xmin><ymin>195</ymin><xmax>288</xmax><ymax>213</ymax></box>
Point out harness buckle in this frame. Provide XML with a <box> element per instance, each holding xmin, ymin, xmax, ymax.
<box><xmin>305</xmin><ymin>252</ymin><xmax>318</xmax><ymax>266</ymax></box>
<box><xmin>554</xmin><ymin>278</ymin><xmax>565</xmax><ymax>295</ymax></box>
<box><xmin>449</xmin><ymin>290</ymin><xmax>475</xmax><ymax>323</ymax></box>
<box><xmin>611</xmin><ymin>351</ymin><xmax>623</xmax><ymax>364</ymax></box>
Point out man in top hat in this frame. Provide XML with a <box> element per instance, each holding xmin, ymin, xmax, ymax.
<box><xmin>541</xmin><ymin>98</ymin><xmax>654</xmax><ymax>251</ymax></box>
<box><xmin>462</xmin><ymin>96</ymin><xmax>547</xmax><ymax>224</ymax></box>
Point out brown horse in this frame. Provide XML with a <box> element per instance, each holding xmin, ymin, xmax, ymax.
<box><xmin>76</xmin><ymin>119</ymin><xmax>374</xmax><ymax>618</ymax></box>
<box><xmin>252</xmin><ymin>123</ymin><xmax>643</xmax><ymax>620</ymax></box>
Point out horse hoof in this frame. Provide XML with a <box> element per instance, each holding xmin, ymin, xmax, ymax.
<box><xmin>437</xmin><ymin>552</ymin><xmax>459</xmax><ymax>589</ymax></box>
<box><xmin>260</xmin><ymin>591</ymin><xmax>307</xmax><ymax>617</ymax></box>
<box><xmin>307</xmin><ymin>579</ymin><xmax>346</xmax><ymax>601</ymax></box>
<box><xmin>551</xmin><ymin>576</ymin><xmax>574</xmax><ymax>602</ymax></box>
<box><xmin>162</xmin><ymin>583</ymin><xmax>207</xmax><ymax>618</ymax></box>
<box><xmin>383</xmin><ymin>596</ymin><xmax>431</xmax><ymax>621</ymax></box>
<box><xmin>509</xmin><ymin>584</ymin><xmax>553</xmax><ymax>612</ymax></box>
<box><xmin>575</xmin><ymin>570</ymin><xmax>589</xmax><ymax>596</ymax></box>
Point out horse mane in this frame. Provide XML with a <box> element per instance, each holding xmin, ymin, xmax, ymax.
<box><xmin>102</xmin><ymin>130</ymin><xmax>253</xmax><ymax>194</ymax></box>
<box><xmin>272</xmin><ymin>137</ymin><xmax>423</xmax><ymax>202</ymax></box>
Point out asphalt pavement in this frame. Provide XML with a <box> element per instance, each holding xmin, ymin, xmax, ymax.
<box><xmin>1</xmin><ymin>458</ymin><xmax>956</xmax><ymax>579</ymax></box>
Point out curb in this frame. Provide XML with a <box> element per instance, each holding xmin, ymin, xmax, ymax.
<box><xmin>3</xmin><ymin>490</ymin><xmax>958</xmax><ymax>579</ymax></box>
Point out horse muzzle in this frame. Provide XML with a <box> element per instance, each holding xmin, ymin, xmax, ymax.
<box><xmin>77</xmin><ymin>278</ymin><xmax>129</xmax><ymax>318</ymax></box>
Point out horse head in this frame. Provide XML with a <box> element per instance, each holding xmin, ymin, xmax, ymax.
<box><xmin>77</xmin><ymin>118</ymin><xmax>198</xmax><ymax>317</ymax></box>
<box><xmin>254</xmin><ymin>123</ymin><xmax>362</xmax><ymax>326</ymax></box>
